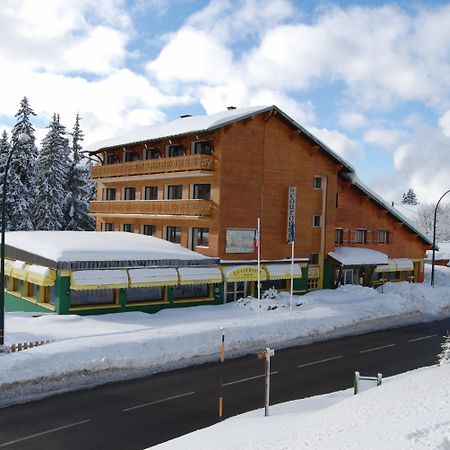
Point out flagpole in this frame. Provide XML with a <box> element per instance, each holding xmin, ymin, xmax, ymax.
<box><xmin>290</xmin><ymin>240</ymin><xmax>294</xmax><ymax>312</ymax></box>
<box><xmin>257</xmin><ymin>217</ymin><xmax>261</xmax><ymax>312</ymax></box>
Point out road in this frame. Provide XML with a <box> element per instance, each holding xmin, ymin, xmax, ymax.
<box><xmin>0</xmin><ymin>318</ymin><xmax>449</xmax><ymax>449</ymax></box>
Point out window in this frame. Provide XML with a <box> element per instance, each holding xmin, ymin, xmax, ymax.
<box><xmin>142</xmin><ymin>224</ymin><xmax>156</xmax><ymax>236</ymax></box>
<box><xmin>313</xmin><ymin>176</ymin><xmax>322</xmax><ymax>189</ymax></box>
<box><xmin>166</xmin><ymin>226</ymin><xmax>181</xmax><ymax>243</ymax></box>
<box><xmin>143</xmin><ymin>186</ymin><xmax>158</xmax><ymax>200</ymax></box>
<box><xmin>103</xmin><ymin>188</ymin><xmax>116</xmax><ymax>201</ymax></box>
<box><xmin>122</xmin><ymin>224</ymin><xmax>135</xmax><ymax>233</ymax></box>
<box><xmin>193</xmin><ymin>140</ymin><xmax>213</xmax><ymax>155</ymax></box>
<box><xmin>335</xmin><ymin>228</ymin><xmax>343</xmax><ymax>244</ymax></box>
<box><xmin>378</xmin><ymin>230</ymin><xmax>389</xmax><ymax>244</ymax></box>
<box><xmin>312</xmin><ymin>215</ymin><xmax>322</xmax><ymax>227</ymax></box>
<box><xmin>166</xmin><ymin>185</ymin><xmax>183</xmax><ymax>200</ymax></box>
<box><xmin>307</xmin><ymin>279</ymin><xmax>319</xmax><ymax>290</ymax></box>
<box><xmin>355</xmin><ymin>229</ymin><xmax>367</xmax><ymax>244</ymax></box>
<box><xmin>192</xmin><ymin>184</ymin><xmax>211</xmax><ymax>200</ymax></box>
<box><xmin>102</xmin><ymin>223</ymin><xmax>115</xmax><ymax>231</ymax></box>
<box><xmin>191</xmin><ymin>228</ymin><xmax>209</xmax><ymax>249</ymax></box>
<box><xmin>261</xmin><ymin>279</ymin><xmax>287</xmax><ymax>291</ymax></box>
<box><xmin>106</xmin><ymin>153</ymin><xmax>118</xmax><ymax>164</ymax></box>
<box><xmin>71</xmin><ymin>289</ymin><xmax>116</xmax><ymax>306</ymax></box>
<box><xmin>127</xmin><ymin>286</ymin><xmax>163</xmax><ymax>303</ymax></box>
<box><xmin>124</xmin><ymin>151</ymin><xmax>138</xmax><ymax>162</ymax></box>
<box><xmin>144</xmin><ymin>148</ymin><xmax>160</xmax><ymax>160</ymax></box>
<box><xmin>123</xmin><ymin>187</ymin><xmax>136</xmax><ymax>200</ymax></box>
<box><xmin>167</xmin><ymin>144</ymin><xmax>185</xmax><ymax>157</ymax></box>
<box><xmin>174</xmin><ymin>284</ymin><xmax>210</xmax><ymax>300</ymax></box>
<box><xmin>310</xmin><ymin>253</ymin><xmax>319</xmax><ymax>265</ymax></box>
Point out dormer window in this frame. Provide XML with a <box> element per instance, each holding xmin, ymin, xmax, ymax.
<box><xmin>193</xmin><ymin>140</ymin><xmax>213</xmax><ymax>155</ymax></box>
<box><xmin>167</xmin><ymin>144</ymin><xmax>185</xmax><ymax>157</ymax></box>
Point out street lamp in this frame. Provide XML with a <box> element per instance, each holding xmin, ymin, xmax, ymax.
<box><xmin>0</xmin><ymin>131</ymin><xmax>30</xmax><ymax>347</ymax></box>
<box><xmin>431</xmin><ymin>188</ymin><xmax>450</xmax><ymax>288</ymax></box>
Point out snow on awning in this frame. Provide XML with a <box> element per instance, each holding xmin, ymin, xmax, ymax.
<box><xmin>128</xmin><ymin>268</ymin><xmax>178</xmax><ymax>287</ymax></box>
<box><xmin>71</xmin><ymin>270</ymin><xmax>129</xmax><ymax>290</ymax></box>
<box><xmin>11</xmin><ymin>260</ymin><xmax>28</xmax><ymax>281</ymax></box>
<box><xmin>375</xmin><ymin>258</ymin><xmax>414</xmax><ymax>273</ymax></box>
<box><xmin>3</xmin><ymin>258</ymin><xmax>14</xmax><ymax>276</ymax></box>
<box><xmin>27</xmin><ymin>265</ymin><xmax>56</xmax><ymax>286</ymax></box>
<box><xmin>178</xmin><ymin>267</ymin><xmax>223</xmax><ymax>285</ymax></box>
<box><xmin>222</xmin><ymin>266</ymin><xmax>267</xmax><ymax>282</ymax></box>
<box><xmin>263</xmin><ymin>264</ymin><xmax>302</xmax><ymax>280</ymax></box>
<box><xmin>328</xmin><ymin>247</ymin><xmax>389</xmax><ymax>267</ymax></box>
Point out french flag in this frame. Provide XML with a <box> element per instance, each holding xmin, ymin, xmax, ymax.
<box><xmin>253</xmin><ymin>227</ymin><xmax>259</xmax><ymax>252</ymax></box>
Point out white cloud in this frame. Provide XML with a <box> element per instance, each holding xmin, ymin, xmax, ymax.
<box><xmin>338</xmin><ymin>112</ymin><xmax>368</xmax><ymax>130</ymax></box>
<box><xmin>363</xmin><ymin>128</ymin><xmax>404</xmax><ymax>150</ymax></box>
<box><xmin>308</xmin><ymin>126</ymin><xmax>362</xmax><ymax>160</ymax></box>
<box><xmin>439</xmin><ymin>110</ymin><xmax>450</xmax><ymax>137</ymax></box>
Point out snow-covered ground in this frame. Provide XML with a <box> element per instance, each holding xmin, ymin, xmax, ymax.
<box><xmin>1</xmin><ymin>265</ymin><xmax>450</xmax><ymax>405</ymax></box>
<box><xmin>152</xmin><ymin>360</ymin><xmax>450</xmax><ymax>450</ymax></box>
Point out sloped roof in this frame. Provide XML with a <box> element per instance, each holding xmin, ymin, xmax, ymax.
<box><xmin>328</xmin><ymin>247</ymin><xmax>389</xmax><ymax>266</ymax></box>
<box><xmin>87</xmin><ymin>105</ymin><xmax>354</xmax><ymax>173</ymax></box>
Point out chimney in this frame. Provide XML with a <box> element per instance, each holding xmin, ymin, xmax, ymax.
<box><xmin>180</xmin><ymin>114</ymin><xmax>192</xmax><ymax>118</ymax></box>
<box><xmin>227</xmin><ymin>106</ymin><xmax>236</xmax><ymax>110</ymax></box>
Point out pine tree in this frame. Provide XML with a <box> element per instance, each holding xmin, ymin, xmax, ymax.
<box><xmin>8</xmin><ymin>97</ymin><xmax>38</xmax><ymax>230</ymax></box>
<box><xmin>64</xmin><ymin>113</ymin><xmax>95</xmax><ymax>230</ymax></box>
<box><xmin>0</xmin><ymin>131</ymin><xmax>11</xmax><ymax>213</ymax></box>
<box><xmin>401</xmin><ymin>188</ymin><xmax>419</xmax><ymax>205</ymax></box>
<box><xmin>34</xmin><ymin>114</ymin><xmax>71</xmax><ymax>230</ymax></box>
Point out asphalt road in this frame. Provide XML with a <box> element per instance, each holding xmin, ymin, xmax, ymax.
<box><xmin>0</xmin><ymin>318</ymin><xmax>449</xmax><ymax>450</ymax></box>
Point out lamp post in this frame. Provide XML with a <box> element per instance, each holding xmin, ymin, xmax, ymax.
<box><xmin>0</xmin><ymin>132</ymin><xmax>30</xmax><ymax>347</ymax></box>
<box><xmin>431</xmin><ymin>188</ymin><xmax>450</xmax><ymax>288</ymax></box>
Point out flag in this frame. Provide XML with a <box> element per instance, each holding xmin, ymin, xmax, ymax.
<box><xmin>289</xmin><ymin>220</ymin><xmax>295</xmax><ymax>243</ymax></box>
<box><xmin>253</xmin><ymin>227</ymin><xmax>259</xmax><ymax>252</ymax></box>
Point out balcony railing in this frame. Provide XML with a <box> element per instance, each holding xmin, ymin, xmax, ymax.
<box><xmin>91</xmin><ymin>154</ymin><xmax>216</xmax><ymax>179</ymax></box>
<box><xmin>90</xmin><ymin>200</ymin><xmax>216</xmax><ymax>217</ymax></box>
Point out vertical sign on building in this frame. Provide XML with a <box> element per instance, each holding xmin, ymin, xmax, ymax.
<box><xmin>287</xmin><ymin>186</ymin><xmax>297</xmax><ymax>243</ymax></box>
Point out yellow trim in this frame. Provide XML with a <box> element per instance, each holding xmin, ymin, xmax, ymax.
<box><xmin>69</xmin><ymin>304</ymin><xmax>121</xmax><ymax>311</ymax></box>
<box><xmin>179</xmin><ymin>278</ymin><xmax>222</xmax><ymax>286</ymax></box>
<box><xmin>11</xmin><ymin>265</ymin><xmax>29</xmax><ymax>281</ymax></box>
<box><xmin>173</xmin><ymin>297</ymin><xmax>214</xmax><ymax>304</ymax></box>
<box><xmin>4</xmin><ymin>259</ymin><xmax>14</xmax><ymax>276</ymax></box>
<box><xmin>222</xmin><ymin>266</ymin><xmax>267</xmax><ymax>282</ymax></box>
<box><xmin>126</xmin><ymin>300</ymin><xmax>169</xmax><ymax>307</ymax></box>
<box><xmin>27</xmin><ymin>269</ymin><xmax>56</xmax><ymax>286</ymax></box>
<box><xmin>70</xmin><ymin>282</ymin><xmax>129</xmax><ymax>291</ymax></box>
<box><xmin>129</xmin><ymin>280</ymin><xmax>178</xmax><ymax>288</ymax></box>
<box><xmin>60</xmin><ymin>270</ymin><xmax>71</xmax><ymax>277</ymax></box>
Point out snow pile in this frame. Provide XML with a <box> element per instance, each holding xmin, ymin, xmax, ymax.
<box><xmin>0</xmin><ymin>265</ymin><xmax>449</xmax><ymax>403</ymax></box>
<box><xmin>153</xmin><ymin>363</ymin><xmax>450</xmax><ymax>450</ymax></box>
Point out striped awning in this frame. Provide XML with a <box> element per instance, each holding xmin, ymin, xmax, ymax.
<box><xmin>222</xmin><ymin>265</ymin><xmax>267</xmax><ymax>282</ymax></box>
<box><xmin>27</xmin><ymin>265</ymin><xmax>56</xmax><ymax>286</ymax></box>
<box><xmin>375</xmin><ymin>258</ymin><xmax>414</xmax><ymax>273</ymax></box>
<box><xmin>71</xmin><ymin>270</ymin><xmax>129</xmax><ymax>290</ymax></box>
<box><xmin>178</xmin><ymin>267</ymin><xmax>223</xmax><ymax>285</ymax></box>
<box><xmin>11</xmin><ymin>260</ymin><xmax>28</xmax><ymax>281</ymax></box>
<box><xmin>263</xmin><ymin>264</ymin><xmax>303</xmax><ymax>280</ymax></box>
<box><xmin>128</xmin><ymin>268</ymin><xmax>178</xmax><ymax>287</ymax></box>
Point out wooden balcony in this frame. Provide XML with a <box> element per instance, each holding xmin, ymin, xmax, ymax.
<box><xmin>91</xmin><ymin>154</ymin><xmax>216</xmax><ymax>179</ymax></box>
<box><xmin>90</xmin><ymin>200</ymin><xmax>216</xmax><ymax>217</ymax></box>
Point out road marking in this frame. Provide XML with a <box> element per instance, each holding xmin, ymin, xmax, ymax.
<box><xmin>359</xmin><ymin>344</ymin><xmax>396</xmax><ymax>354</ymax></box>
<box><xmin>223</xmin><ymin>372</ymin><xmax>278</xmax><ymax>387</ymax></box>
<box><xmin>297</xmin><ymin>355</ymin><xmax>343</xmax><ymax>368</ymax></box>
<box><xmin>0</xmin><ymin>419</ymin><xmax>90</xmax><ymax>447</ymax></box>
<box><xmin>123</xmin><ymin>391</ymin><xmax>195</xmax><ymax>412</ymax></box>
<box><xmin>408</xmin><ymin>334</ymin><xmax>438</xmax><ymax>343</ymax></box>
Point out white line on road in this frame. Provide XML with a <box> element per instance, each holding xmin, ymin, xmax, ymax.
<box><xmin>0</xmin><ymin>419</ymin><xmax>91</xmax><ymax>447</ymax></box>
<box><xmin>223</xmin><ymin>372</ymin><xmax>278</xmax><ymax>387</ymax></box>
<box><xmin>123</xmin><ymin>391</ymin><xmax>195</xmax><ymax>412</ymax></box>
<box><xmin>297</xmin><ymin>355</ymin><xmax>343</xmax><ymax>368</ymax></box>
<box><xmin>359</xmin><ymin>344</ymin><xmax>396</xmax><ymax>354</ymax></box>
<box><xmin>408</xmin><ymin>334</ymin><xmax>439</xmax><ymax>343</ymax></box>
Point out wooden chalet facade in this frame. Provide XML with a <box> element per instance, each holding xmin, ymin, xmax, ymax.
<box><xmin>88</xmin><ymin>105</ymin><xmax>431</xmax><ymax>303</ymax></box>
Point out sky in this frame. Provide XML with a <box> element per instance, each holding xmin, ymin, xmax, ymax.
<box><xmin>1</xmin><ymin>0</ymin><xmax>450</xmax><ymax>204</ymax></box>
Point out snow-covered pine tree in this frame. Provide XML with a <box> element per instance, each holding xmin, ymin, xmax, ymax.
<box><xmin>34</xmin><ymin>114</ymin><xmax>71</xmax><ymax>230</ymax></box>
<box><xmin>401</xmin><ymin>188</ymin><xmax>419</xmax><ymax>205</ymax></box>
<box><xmin>0</xmin><ymin>130</ymin><xmax>11</xmax><ymax>212</ymax></box>
<box><xmin>8</xmin><ymin>97</ymin><xmax>38</xmax><ymax>230</ymax></box>
<box><xmin>64</xmin><ymin>113</ymin><xmax>95</xmax><ymax>230</ymax></box>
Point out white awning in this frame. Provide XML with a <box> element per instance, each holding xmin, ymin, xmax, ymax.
<box><xmin>263</xmin><ymin>264</ymin><xmax>302</xmax><ymax>280</ymax></box>
<box><xmin>71</xmin><ymin>270</ymin><xmax>129</xmax><ymax>290</ymax></box>
<box><xmin>128</xmin><ymin>268</ymin><xmax>178</xmax><ymax>287</ymax></box>
<box><xmin>328</xmin><ymin>247</ymin><xmax>389</xmax><ymax>266</ymax></box>
<box><xmin>375</xmin><ymin>258</ymin><xmax>414</xmax><ymax>273</ymax></box>
<box><xmin>222</xmin><ymin>265</ymin><xmax>267</xmax><ymax>282</ymax></box>
<box><xmin>178</xmin><ymin>267</ymin><xmax>223</xmax><ymax>285</ymax></box>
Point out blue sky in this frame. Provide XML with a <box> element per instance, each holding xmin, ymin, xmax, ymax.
<box><xmin>0</xmin><ymin>0</ymin><xmax>450</xmax><ymax>204</ymax></box>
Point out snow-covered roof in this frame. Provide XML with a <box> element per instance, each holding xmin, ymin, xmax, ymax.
<box><xmin>87</xmin><ymin>105</ymin><xmax>354</xmax><ymax>173</ymax></box>
<box><xmin>342</xmin><ymin>173</ymin><xmax>433</xmax><ymax>246</ymax></box>
<box><xmin>5</xmin><ymin>231</ymin><xmax>218</xmax><ymax>270</ymax></box>
<box><xmin>328</xmin><ymin>247</ymin><xmax>389</xmax><ymax>266</ymax></box>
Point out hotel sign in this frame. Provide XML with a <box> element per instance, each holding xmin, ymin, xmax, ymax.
<box><xmin>287</xmin><ymin>186</ymin><xmax>297</xmax><ymax>243</ymax></box>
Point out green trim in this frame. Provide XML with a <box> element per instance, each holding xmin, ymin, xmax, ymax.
<box><xmin>293</xmin><ymin>267</ymin><xmax>308</xmax><ymax>294</ymax></box>
<box><xmin>323</xmin><ymin>259</ymin><xmax>333</xmax><ymax>289</ymax></box>
<box><xmin>56</xmin><ymin>274</ymin><xmax>71</xmax><ymax>314</ymax></box>
<box><xmin>5</xmin><ymin>291</ymin><xmax>53</xmax><ymax>314</ymax></box>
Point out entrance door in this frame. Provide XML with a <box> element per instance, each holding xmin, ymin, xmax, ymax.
<box><xmin>225</xmin><ymin>281</ymin><xmax>249</xmax><ymax>302</ymax></box>
<box><xmin>344</xmin><ymin>269</ymin><xmax>354</xmax><ymax>285</ymax></box>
